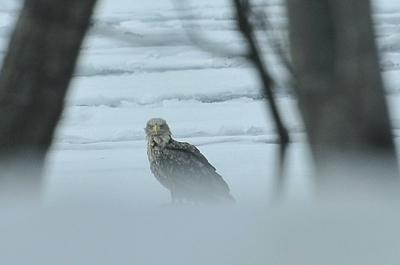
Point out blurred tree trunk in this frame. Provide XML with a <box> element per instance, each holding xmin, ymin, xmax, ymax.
<box><xmin>286</xmin><ymin>0</ymin><xmax>399</xmax><ymax>195</ymax></box>
<box><xmin>0</xmin><ymin>0</ymin><xmax>97</xmax><ymax>202</ymax></box>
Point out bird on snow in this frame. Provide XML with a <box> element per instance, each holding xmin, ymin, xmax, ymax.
<box><xmin>145</xmin><ymin>118</ymin><xmax>235</xmax><ymax>204</ymax></box>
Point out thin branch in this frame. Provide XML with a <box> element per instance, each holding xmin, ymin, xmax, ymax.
<box><xmin>252</xmin><ymin>10</ymin><xmax>295</xmax><ymax>77</ymax></box>
<box><xmin>232</xmin><ymin>0</ymin><xmax>289</xmax><ymax>145</ymax></box>
<box><xmin>171</xmin><ymin>0</ymin><xmax>245</xmax><ymax>59</ymax></box>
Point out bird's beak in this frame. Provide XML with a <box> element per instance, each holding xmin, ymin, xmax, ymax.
<box><xmin>153</xmin><ymin>124</ymin><xmax>160</xmax><ymax>135</ymax></box>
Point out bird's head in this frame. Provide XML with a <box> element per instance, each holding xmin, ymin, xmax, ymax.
<box><xmin>145</xmin><ymin>118</ymin><xmax>171</xmax><ymax>146</ymax></box>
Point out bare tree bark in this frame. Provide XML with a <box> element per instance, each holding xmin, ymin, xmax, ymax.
<box><xmin>0</xmin><ymin>0</ymin><xmax>97</xmax><ymax>201</ymax></box>
<box><xmin>286</xmin><ymin>0</ymin><xmax>399</xmax><ymax>195</ymax></box>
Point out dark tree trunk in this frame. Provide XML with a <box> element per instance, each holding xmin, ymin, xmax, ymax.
<box><xmin>286</xmin><ymin>0</ymin><xmax>399</xmax><ymax>195</ymax></box>
<box><xmin>0</xmin><ymin>0</ymin><xmax>97</xmax><ymax>201</ymax></box>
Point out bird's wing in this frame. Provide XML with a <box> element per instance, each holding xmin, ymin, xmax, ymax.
<box><xmin>165</xmin><ymin>139</ymin><xmax>216</xmax><ymax>171</ymax></box>
<box><xmin>160</xmin><ymin>139</ymin><xmax>231</xmax><ymax>193</ymax></box>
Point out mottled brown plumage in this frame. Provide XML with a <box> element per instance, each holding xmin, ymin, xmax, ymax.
<box><xmin>145</xmin><ymin>118</ymin><xmax>235</xmax><ymax>203</ymax></box>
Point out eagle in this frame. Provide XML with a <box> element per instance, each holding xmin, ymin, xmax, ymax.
<box><xmin>145</xmin><ymin>118</ymin><xmax>235</xmax><ymax>204</ymax></box>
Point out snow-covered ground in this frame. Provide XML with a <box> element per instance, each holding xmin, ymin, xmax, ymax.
<box><xmin>0</xmin><ymin>0</ymin><xmax>400</xmax><ymax>264</ymax></box>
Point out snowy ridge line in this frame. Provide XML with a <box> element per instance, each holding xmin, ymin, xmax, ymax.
<box><xmin>74</xmin><ymin>63</ymin><xmax>245</xmax><ymax>77</ymax></box>
<box><xmin>379</xmin><ymin>43</ymin><xmax>400</xmax><ymax>53</ymax></box>
<box><xmin>381</xmin><ymin>59</ymin><xmax>400</xmax><ymax>71</ymax></box>
<box><xmin>92</xmin><ymin>2</ymin><xmax>393</xmax><ymax>30</ymax></box>
<box><xmin>74</xmin><ymin>57</ymin><xmax>399</xmax><ymax>79</ymax></box>
<box><xmin>69</xmin><ymin>92</ymin><xmax>271</xmax><ymax>107</ymax></box>
<box><xmin>74</xmin><ymin>67</ymin><xmax>135</xmax><ymax>77</ymax></box>
<box><xmin>54</xmin><ymin>125</ymin><xmax>305</xmax><ymax>148</ymax></box>
<box><xmin>57</xmin><ymin>132</ymin><xmax>274</xmax><ymax>145</ymax></box>
<box><xmin>92</xmin><ymin>2</ymin><xmax>286</xmax><ymax>28</ymax></box>
<box><xmin>53</xmin><ymin>123</ymin><xmax>399</xmax><ymax>148</ymax></box>
<box><xmin>91</xmin><ymin>16</ymin><xmax>237</xmax><ymax>32</ymax></box>
<box><xmin>51</xmin><ymin>134</ymin><xmax>282</xmax><ymax>151</ymax></box>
